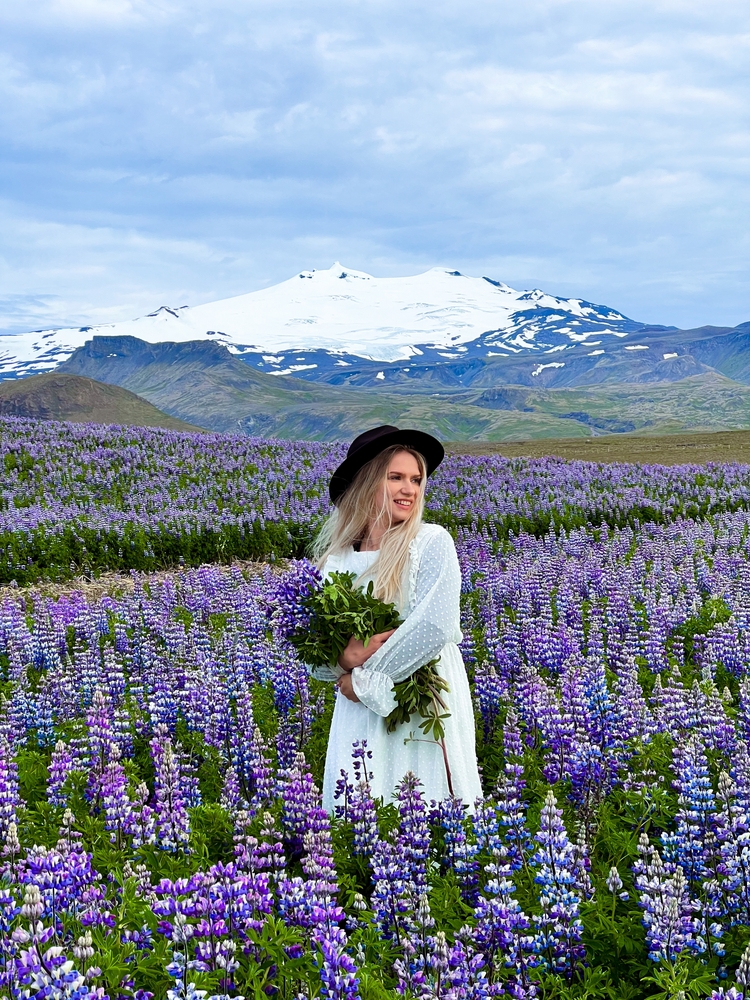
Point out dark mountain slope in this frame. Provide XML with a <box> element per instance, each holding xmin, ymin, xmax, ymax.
<box><xmin>57</xmin><ymin>336</ymin><xmax>578</xmax><ymax>440</ymax></box>
<box><xmin>57</xmin><ymin>335</ymin><xmax>750</xmax><ymax>441</ymax></box>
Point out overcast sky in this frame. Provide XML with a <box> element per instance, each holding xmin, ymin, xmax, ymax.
<box><xmin>0</xmin><ymin>0</ymin><xmax>748</xmax><ymax>335</ymax></box>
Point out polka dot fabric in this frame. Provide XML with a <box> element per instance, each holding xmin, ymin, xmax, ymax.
<box><xmin>318</xmin><ymin>523</ymin><xmax>482</xmax><ymax>810</ymax></box>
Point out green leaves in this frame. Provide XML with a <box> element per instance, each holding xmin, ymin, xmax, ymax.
<box><xmin>288</xmin><ymin>573</ymin><xmax>452</xmax><ymax>739</ymax></box>
<box><xmin>386</xmin><ymin>658</ymin><xmax>451</xmax><ymax>741</ymax></box>
<box><xmin>288</xmin><ymin>571</ymin><xmax>402</xmax><ymax>667</ymax></box>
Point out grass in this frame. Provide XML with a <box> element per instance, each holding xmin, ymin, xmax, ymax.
<box><xmin>446</xmin><ymin>427</ymin><xmax>750</xmax><ymax>465</ymax></box>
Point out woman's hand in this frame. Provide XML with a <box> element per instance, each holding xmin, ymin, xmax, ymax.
<box><xmin>336</xmin><ymin>672</ymin><xmax>360</xmax><ymax>703</ymax></box>
<box><xmin>337</xmin><ymin>629</ymin><xmax>396</xmax><ymax>671</ymax></box>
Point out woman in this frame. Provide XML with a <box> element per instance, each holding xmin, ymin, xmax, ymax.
<box><xmin>311</xmin><ymin>424</ymin><xmax>482</xmax><ymax>812</ymax></box>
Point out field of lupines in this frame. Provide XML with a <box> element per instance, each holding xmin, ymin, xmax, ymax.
<box><xmin>4</xmin><ymin>418</ymin><xmax>750</xmax><ymax>998</ymax></box>
<box><xmin>2</xmin><ymin>416</ymin><xmax>750</xmax><ymax>584</ymax></box>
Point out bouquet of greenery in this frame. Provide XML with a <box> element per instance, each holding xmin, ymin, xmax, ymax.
<box><xmin>275</xmin><ymin>562</ymin><xmax>451</xmax><ymax>740</ymax></box>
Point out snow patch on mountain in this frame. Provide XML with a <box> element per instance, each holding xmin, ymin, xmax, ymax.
<box><xmin>0</xmin><ymin>262</ymin><xmax>646</xmax><ymax>380</ymax></box>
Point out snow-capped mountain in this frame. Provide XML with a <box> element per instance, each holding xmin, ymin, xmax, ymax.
<box><xmin>0</xmin><ymin>263</ymin><xmax>650</xmax><ymax>382</ymax></box>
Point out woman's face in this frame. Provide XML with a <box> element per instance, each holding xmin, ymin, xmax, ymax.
<box><xmin>382</xmin><ymin>450</ymin><xmax>422</xmax><ymax>524</ymax></box>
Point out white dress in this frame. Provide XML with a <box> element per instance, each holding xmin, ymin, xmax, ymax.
<box><xmin>313</xmin><ymin>523</ymin><xmax>483</xmax><ymax>812</ymax></box>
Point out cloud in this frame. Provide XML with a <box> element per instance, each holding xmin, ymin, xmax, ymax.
<box><xmin>0</xmin><ymin>0</ymin><xmax>748</xmax><ymax>330</ymax></box>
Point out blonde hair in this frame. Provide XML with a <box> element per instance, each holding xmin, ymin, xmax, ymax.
<box><xmin>312</xmin><ymin>445</ymin><xmax>427</xmax><ymax>605</ymax></box>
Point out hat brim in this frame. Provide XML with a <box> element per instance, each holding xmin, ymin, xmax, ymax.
<box><xmin>329</xmin><ymin>429</ymin><xmax>445</xmax><ymax>505</ymax></box>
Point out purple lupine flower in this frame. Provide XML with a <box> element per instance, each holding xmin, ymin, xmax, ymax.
<box><xmin>151</xmin><ymin>726</ymin><xmax>191</xmax><ymax>851</ymax></box>
<box><xmin>448</xmin><ymin>932</ymin><xmax>508</xmax><ymax>1000</ymax></box>
<box><xmin>370</xmin><ymin>836</ymin><xmax>415</xmax><ymax>945</ymax></box>
<box><xmin>9</xmin><ymin>883</ymin><xmax>103</xmax><ymax>1000</ymax></box>
<box><xmin>713</xmin><ymin>769</ymin><xmax>750</xmax><ymax>927</ymax></box>
<box><xmin>395</xmin><ymin>772</ymin><xmax>431</xmax><ymax>899</ymax></box>
<box><xmin>101</xmin><ymin>744</ymin><xmax>135</xmax><ymax>846</ymax></box>
<box><xmin>34</xmin><ymin>672</ymin><xmax>57</xmax><ymax>748</ymax></box>
<box><xmin>496</xmin><ymin>709</ymin><xmax>532</xmax><ymax>871</ymax></box>
<box><xmin>230</xmin><ymin>690</ymin><xmax>274</xmax><ymax>812</ymax></box>
<box><xmin>276</xmin><ymin>711</ymin><xmax>301</xmax><ymax>772</ymax></box>
<box><xmin>737</xmin><ymin>939</ymin><xmax>750</xmax><ymax>989</ymax></box>
<box><xmin>23</xmin><ymin>838</ymin><xmax>112</xmax><ymax>929</ymax></box>
<box><xmin>633</xmin><ymin>832</ymin><xmax>700</xmax><ymax>961</ymax></box>
<box><xmin>612</xmin><ymin>653</ymin><xmax>654</xmax><ymax>745</ymax></box>
<box><xmin>316</xmin><ymin>926</ymin><xmax>361</xmax><ymax>1000</ymax></box>
<box><xmin>280</xmin><ymin>753</ymin><xmax>320</xmax><ymax>856</ymax></box>
<box><xmin>346</xmin><ymin>743</ymin><xmax>379</xmax><ymax>860</ymax></box>
<box><xmin>304</xmin><ymin>807</ymin><xmax>361</xmax><ymax>1000</ymax></box>
<box><xmin>47</xmin><ymin>740</ymin><xmax>78</xmax><ymax>808</ymax></box>
<box><xmin>438</xmin><ymin>797</ymin><xmax>479</xmax><ymax>902</ymax></box>
<box><xmin>179</xmin><ymin>746</ymin><xmax>202</xmax><ymax>809</ymax></box>
<box><xmin>662</xmin><ymin>734</ymin><xmax>715</xmax><ymax>889</ymax></box>
<box><xmin>131</xmin><ymin>780</ymin><xmax>157</xmax><ymax>849</ymax></box>
<box><xmin>472</xmin><ymin>847</ymin><xmax>536</xmax><ymax>988</ymax></box>
<box><xmin>530</xmin><ymin>790</ymin><xmax>585</xmax><ymax>978</ymax></box>
<box><xmin>86</xmin><ymin>687</ymin><xmax>115</xmax><ymax>801</ymax></box>
<box><xmin>0</xmin><ymin>735</ymin><xmax>21</xmax><ymax>840</ymax></box>
<box><xmin>1</xmin><ymin>818</ymin><xmax>21</xmax><ymax>880</ymax></box>
<box><xmin>220</xmin><ymin>765</ymin><xmax>242</xmax><ymax>815</ymax></box>
<box><xmin>606</xmin><ymin>866</ymin><xmax>624</xmax><ymax>895</ymax></box>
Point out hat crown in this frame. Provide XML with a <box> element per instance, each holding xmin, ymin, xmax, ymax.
<box><xmin>347</xmin><ymin>425</ymin><xmax>399</xmax><ymax>458</ymax></box>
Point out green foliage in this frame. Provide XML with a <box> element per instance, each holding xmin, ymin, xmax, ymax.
<box><xmin>289</xmin><ymin>570</ymin><xmax>453</xmax><ymax>740</ymax></box>
<box><xmin>289</xmin><ymin>571</ymin><xmax>402</xmax><ymax>668</ymax></box>
<box><xmin>0</xmin><ymin>518</ymin><xmax>314</xmax><ymax>586</ymax></box>
<box><xmin>386</xmin><ymin>658</ymin><xmax>450</xmax><ymax>740</ymax></box>
<box><xmin>306</xmin><ymin>679</ymin><xmax>336</xmax><ymax>788</ymax></box>
<box><xmin>641</xmin><ymin>956</ymin><xmax>719</xmax><ymax>1000</ymax></box>
<box><xmin>673</xmin><ymin>596</ymin><xmax>732</xmax><ymax>664</ymax></box>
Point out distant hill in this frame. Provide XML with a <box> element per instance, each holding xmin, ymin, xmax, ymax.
<box><xmin>57</xmin><ymin>335</ymin><xmax>750</xmax><ymax>441</ymax></box>
<box><xmin>449</xmin><ymin>428</ymin><xmax>750</xmax><ymax>466</ymax></box>
<box><xmin>0</xmin><ymin>373</ymin><xmax>203</xmax><ymax>431</ymax></box>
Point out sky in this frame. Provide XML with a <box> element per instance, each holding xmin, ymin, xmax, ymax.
<box><xmin>0</xmin><ymin>0</ymin><xmax>748</xmax><ymax>336</ymax></box>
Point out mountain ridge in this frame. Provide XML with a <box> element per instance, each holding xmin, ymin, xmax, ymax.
<box><xmin>57</xmin><ymin>335</ymin><xmax>750</xmax><ymax>441</ymax></box>
<box><xmin>2</xmin><ymin>262</ymin><xmax>747</xmax><ymax>393</ymax></box>
<box><xmin>0</xmin><ymin>262</ymin><xmax>652</xmax><ymax>378</ymax></box>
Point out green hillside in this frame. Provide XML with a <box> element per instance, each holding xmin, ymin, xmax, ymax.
<box><xmin>0</xmin><ymin>373</ymin><xmax>203</xmax><ymax>431</ymax></box>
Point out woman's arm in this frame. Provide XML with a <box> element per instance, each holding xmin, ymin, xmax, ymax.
<box><xmin>308</xmin><ymin>663</ymin><xmax>345</xmax><ymax>682</ymax></box>
<box><xmin>350</xmin><ymin>528</ymin><xmax>462</xmax><ymax>716</ymax></box>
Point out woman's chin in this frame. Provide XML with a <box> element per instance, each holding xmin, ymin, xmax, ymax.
<box><xmin>391</xmin><ymin>505</ymin><xmax>413</xmax><ymax>522</ymax></box>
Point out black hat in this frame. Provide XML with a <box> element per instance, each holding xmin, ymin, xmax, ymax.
<box><xmin>329</xmin><ymin>425</ymin><xmax>445</xmax><ymax>505</ymax></box>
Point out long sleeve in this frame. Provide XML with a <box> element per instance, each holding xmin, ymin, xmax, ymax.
<box><xmin>309</xmin><ymin>663</ymin><xmax>344</xmax><ymax>682</ymax></box>
<box><xmin>351</xmin><ymin>526</ymin><xmax>463</xmax><ymax>716</ymax></box>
